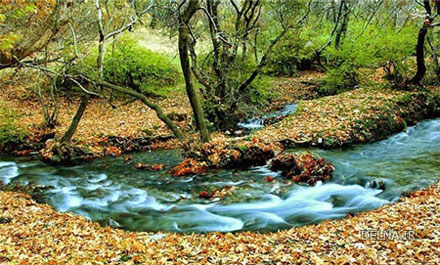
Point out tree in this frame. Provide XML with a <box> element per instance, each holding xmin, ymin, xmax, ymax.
<box><xmin>60</xmin><ymin>93</ymin><xmax>89</xmax><ymax>143</ymax></box>
<box><xmin>61</xmin><ymin>0</ymin><xmax>185</xmax><ymax>142</ymax></box>
<box><xmin>315</xmin><ymin>0</ymin><xmax>346</xmax><ymax>68</ymax></box>
<box><xmin>0</xmin><ymin>1</ymin><xmax>65</xmax><ymax>70</ymax></box>
<box><xmin>334</xmin><ymin>0</ymin><xmax>350</xmax><ymax>50</ymax></box>
<box><xmin>2</xmin><ymin>0</ymin><xmax>185</xmax><ymax>142</ymax></box>
<box><xmin>178</xmin><ymin>0</ymin><xmax>210</xmax><ymax>143</ymax></box>
<box><xmin>410</xmin><ymin>0</ymin><xmax>440</xmax><ymax>85</ymax></box>
<box><xmin>178</xmin><ymin>0</ymin><xmax>310</xmax><ymax>130</ymax></box>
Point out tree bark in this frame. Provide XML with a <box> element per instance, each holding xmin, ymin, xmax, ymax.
<box><xmin>427</xmin><ymin>37</ymin><xmax>440</xmax><ymax>82</ymax></box>
<box><xmin>316</xmin><ymin>0</ymin><xmax>344</xmax><ymax>55</ymax></box>
<box><xmin>60</xmin><ymin>93</ymin><xmax>90</xmax><ymax>143</ymax></box>
<box><xmin>0</xmin><ymin>1</ymin><xmax>64</xmax><ymax>69</ymax></box>
<box><xmin>96</xmin><ymin>80</ymin><xmax>184</xmax><ymax>139</ymax></box>
<box><xmin>178</xmin><ymin>0</ymin><xmax>210</xmax><ymax>143</ymax></box>
<box><xmin>411</xmin><ymin>0</ymin><xmax>432</xmax><ymax>85</ymax></box>
<box><xmin>95</xmin><ymin>0</ymin><xmax>105</xmax><ymax>80</ymax></box>
<box><xmin>335</xmin><ymin>1</ymin><xmax>349</xmax><ymax>50</ymax></box>
<box><xmin>411</xmin><ymin>27</ymin><xmax>428</xmax><ymax>85</ymax></box>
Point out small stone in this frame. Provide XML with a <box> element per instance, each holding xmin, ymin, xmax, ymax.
<box><xmin>0</xmin><ymin>217</ymin><xmax>12</xmax><ymax>224</ymax></box>
<box><xmin>265</xmin><ymin>176</ymin><xmax>274</xmax><ymax>182</ymax></box>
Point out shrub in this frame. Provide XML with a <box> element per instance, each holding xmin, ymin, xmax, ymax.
<box><xmin>264</xmin><ymin>30</ymin><xmax>317</xmax><ymax>76</ymax></box>
<box><xmin>319</xmin><ymin>20</ymin><xmax>417</xmax><ymax>94</ymax></box>
<box><xmin>426</xmin><ymin>62</ymin><xmax>440</xmax><ymax>85</ymax></box>
<box><xmin>102</xmin><ymin>36</ymin><xmax>180</xmax><ymax>96</ymax></box>
<box><xmin>64</xmin><ymin>35</ymin><xmax>180</xmax><ymax>96</ymax></box>
<box><xmin>373</xmin><ymin>25</ymin><xmax>415</xmax><ymax>86</ymax></box>
<box><xmin>0</xmin><ymin>106</ymin><xmax>28</xmax><ymax>144</ymax></box>
<box><xmin>319</xmin><ymin>44</ymin><xmax>360</xmax><ymax>95</ymax></box>
<box><xmin>320</xmin><ymin>64</ymin><xmax>359</xmax><ymax>96</ymax></box>
<box><xmin>425</xmin><ymin>29</ymin><xmax>440</xmax><ymax>85</ymax></box>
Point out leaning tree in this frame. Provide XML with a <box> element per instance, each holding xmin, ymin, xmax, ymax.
<box><xmin>1</xmin><ymin>0</ymin><xmax>185</xmax><ymax>143</ymax></box>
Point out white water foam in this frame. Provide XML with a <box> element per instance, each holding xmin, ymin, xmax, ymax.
<box><xmin>0</xmin><ymin>161</ymin><xmax>19</xmax><ymax>185</ymax></box>
<box><xmin>238</xmin><ymin>103</ymin><xmax>298</xmax><ymax>130</ymax></box>
<box><xmin>207</xmin><ymin>183</ymin><xmax>388</xmax><ymax>230</ymax></box>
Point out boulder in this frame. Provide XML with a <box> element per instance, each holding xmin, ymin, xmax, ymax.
<box><xmin>271</xmin><ymin>153</ymin><xmax>334</xmax><ymax>185</ymax></box>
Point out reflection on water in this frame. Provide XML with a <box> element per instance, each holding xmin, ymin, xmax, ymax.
<box><xmin>0</xmin><ymin>119</ymin><xmax>439</xmax><ymax>232</ymax></box>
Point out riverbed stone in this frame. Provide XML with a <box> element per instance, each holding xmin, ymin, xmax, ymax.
<box><xmin>271</xmin><ymin>153</ymin><xmax>334</xmax><ymax>185</ymax></box>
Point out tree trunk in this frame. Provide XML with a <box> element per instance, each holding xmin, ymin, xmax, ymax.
<box><xmin>238</xmin><ymin>26</ymin><xmax>291</xmax><ymax>94</ymax></box>
<box><xmin>96</xmin><ymin>80</ymin><xmax>184</xmax><ymax>139</ymax></box>
<box><xmin>59</xmin><ymin>0</ymin><xmax>101</xmax><ymax>144</ymax></box>
<box><xmin>60</xmin><ymin>93</ymin><xmax>90</xmax><ymax>143</ymax></box>
<box><xmin>315</xmin><ymin>0</ymin><xmax>344</xmax><ymax>68</ymax></box>
<box><xmin>335</xmin><ymin>1</ymin><xmax>349</xmax><ymax>50</ymax></box>
<box><xmin>0</xmin><ymin>2</ymin><xmax>64</xmax><ymax>69</ymax></box>
<box><xmin>411</xmin><ymin>0</ymin><xmax>432</xmax><ymax>85</ymax></box>
<box><xmin>411</xmin><ymin>27</ymin><xmax>428</xmax><ymax>85</ymax></box>
<box><xmin>97</xmin><ymin>39</ymin><xmax>104</xmax><ymax>80</ymax></box>
<box><xmin>178</xmin><ymin>0</ymin><xmax>210</xmax><ymax>143</ymax></box>
<box><xmin>150</xmin><ymin>11</ymin><xmax>158</xmax><ymax>29</ymax></box>
<box><xmin>427</xmin><ymin>37</ymin><xmax>440</xmax><ymax>82</ymax></box>
<box><xmin>96</xmin><ymin>0</ymin><xmax>105</xmax><ymax>82</ymax></box>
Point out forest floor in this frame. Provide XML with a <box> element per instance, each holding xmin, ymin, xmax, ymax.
<box><xmin>1</xmin><ymin>72</ymin><xmax>440</xmax><ymax>263</ymax></box>
<box><xmin>3</xmin><ymin>71</ymin><xmax>439</xmax><ymax>157</ymax></box>
<box><xmin>1</xmin><ymin>70</ymin><xmax>439</xmax><ymax>173</ymax></box>
<box><xmin>0</xmin><ymin>181</ymin><xmax>438</xmax><ymax>264</ymax></box>
<box><xmin>0</xmin><ymin>80</ymin><xmax>192</xmax><ymax>153</ymax></box>
<box><xmin>255</xmin><ymin>85</ymin><xmax>440</xmax><ymax>148</ymax></box>
<box><xmin>0</xmin><ymin>71</ymin><xmax>326</xmax><ymax>154</ymax></box>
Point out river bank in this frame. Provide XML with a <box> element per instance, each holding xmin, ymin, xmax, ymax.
<box><xmin>256</xmin><ymin>86</ymin><xmax>440</xmax><ymax>148</ymax></box>
<box><xmin>1</xmin><ymin>117</ymin><xmax>439</xmax><ymax>233</ymax></box>
<box><xmin>0</xmin><ymin>180</ymin><xmax>438</xmax><ymax>264</ymax></box>
<box><xmin>0</xmin><ymin>73</ymin><xmax>324</xmax><ymax>163</ymax></box>
<box><xmin>0</xmin><ymin>84</ymin><xmax>189</xmax><ymax>159</ymax></box>
<box><xmin>174</xmin><ymin>86</ymin><xmax>440</xmax><ymax>172</ymax></box>
<box><xmin>1</xmin><ymin>73</ymin><xmax>439</xmax><ymax>263</ymax></box>
<box><xmin>2</xmin><ymin>72</ymin><xmax>439</xmax><ymax>164</ymax></box>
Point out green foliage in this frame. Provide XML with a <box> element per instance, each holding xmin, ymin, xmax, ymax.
<box><xmin>246</xmin><ymin>75</ymin><xmax>274</xmax><ymax>105</ymax></box>
<box><xmin>371</xmin><ymin>25</ymin><xmax>416</xmax><ymax>84</ymax></box>
<box><xmin>0</xmin><ymin>1</ymin><xmax>53</xmax><ymax>53</ymax></box>
<box><xmin>0</xmin><ymin>106</ymin><xmax>28</xmax><ymax>144</ymax></box>
<box><xmin>320</xmin><ymin>18</ymin><xmax>417</xmax><ymax>94</ymax></box>
<box><xmin>426</xmin><ymin>62</ymin><xmax>440</xmax><ymax>85</ymax></box>
<box><xmin>264</xmin><ymin>30</ymin><xmax>317</xmax><ymax>76</ymax></box>
<box><xmin>0</xmin><ymin>2</ymin><xmax>36</xmax><ymax>53</ymax></box>
<box><xmin>68</xmin><ymin>35</ymin><xmax>180</xmax><ymax>96</ymax></box>
<box><xmin>102</xmin><ymin>36</ymin><xmax>180</xmax><ymax>96</ymax></box>
<box><xmin>320</xmin><ymin>65</ymin><xmax>359</xmax><ymax>96</ymax></box>
<box><xmin>198</xmin><ymin>53</ymin><xmax>274</xmax><ymax>127</ymax></box>
<box><xmin>0</xmin><ymin>32</ymin><xmax>21</xmax><ymax>52</ymax></box>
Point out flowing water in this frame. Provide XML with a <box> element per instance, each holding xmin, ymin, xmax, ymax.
<box><xmin>0</xmin><ymin>118</ymin><xmax>439</xmax><ymax>233</ymax></box>
<box><xmin>237</xmin><ymin>103</ymin><xmax>298</xmax><ymax>130</ymax></box>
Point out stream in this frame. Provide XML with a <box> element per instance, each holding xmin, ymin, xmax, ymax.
<box><xmin>237</xmin><ymin>103</ymin><xmax>298</xmax><ymax>130</ymax></box>
<box><xmin>0</xmin><ymin>118</ymin><xmax>439</xmax><ymax>233</ymax></box>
